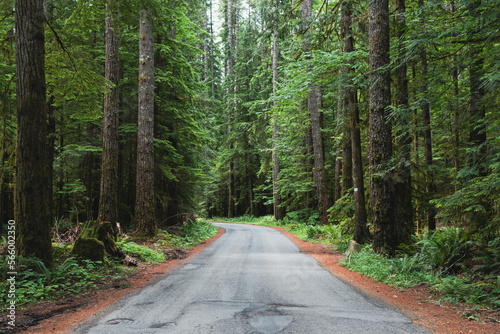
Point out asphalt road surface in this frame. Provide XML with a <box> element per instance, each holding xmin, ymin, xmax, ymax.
<box><xmin>75</xmin><ymin>223</ymin><xmax>430</xmax><ymax>334</ymax></box>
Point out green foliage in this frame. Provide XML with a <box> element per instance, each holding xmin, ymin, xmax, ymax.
<box><xmin>0</xmin><ymin>250</ymin><xmax>126</xmax><ymax>307</ymax></box>
<box><xmin>117</xmin><ymin>239</ymin><xmax>165</xmax><ymax>262</ymax></box>
<box><xmin>151</xmin><ymin>220</ymin><xmax>218</xmax><ymax>250</ymax></box>
<box><xmin>341</xmin><ymin>245</ymin><xmax>500</xmax><ymax>308</ymax></box>
<box><xmin>282</xmin><ymin>209</ymin><xmax>319</xmax><ymax>226</ymax></box>
<box><xmin>342</xmin><ymin>228</ymin><xmax>500</xmax><ymax>309</ymax></box>
<box><xmin>328</xmin><ymin>191</ymin><xmax>355</xmax><ymax>226</ymax></box>
<box><xmin>432</xmin><ymin>168</ymin><xmax>500</xmax><ymax>240</ymax></box>
<box><xmin>472</xmin><ymin>237</ymin><xmax>500</xmax><ymax>277</ymax></box>
<box><xmin>433</xmin><ymin>276</ymin><xmax>500</xmax><ymax>308</ymax></box>
<box><xmin>416</xmin><ymin>227</ymin><xmax>474</xmax><ymax>275</ymax></box>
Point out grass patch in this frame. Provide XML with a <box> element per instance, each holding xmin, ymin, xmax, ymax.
<box><xmin>117</xmin><ymin>240</ymin><xmax>166</xmax><ymax>262</ymax></box>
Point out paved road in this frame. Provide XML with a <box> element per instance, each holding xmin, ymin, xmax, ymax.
<box><xmin>76</xmin><ymin>223</ymin><xmax>430</xmax><ymax>334</ymax></box>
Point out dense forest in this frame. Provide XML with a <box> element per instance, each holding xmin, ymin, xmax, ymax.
<box><xmin>1</xmin><ymin>0</ymin><xmax>499</xmax><ymax>264</ymax></box>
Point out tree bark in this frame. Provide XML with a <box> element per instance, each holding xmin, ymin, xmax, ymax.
<box><xmin>369</xmin><ymin>0</ymin><xmax>396</xmax><ymax>255</ymax></box>
<box><xmin>393</xmin><ymin>0</ymin><xmax>414</xmax><ymax>245</ymax></box>
<box><xmin>334</xmin><ymin>85</ymin><xmax>343</xmax><ymax>203</ymax></box>
<box><xmin>341</xmin><ymin>122</ymin><xmax>353</xmax><ymax>196</ymax></box>
<box><xmin>272</xmin><ymin>0</ymin><xmax>283</xmax><ymax>221</ymax></box>
<box><xmin>343</xmin><ymin>0</ymin><xmax>369</xmax><ymax>242</ymax></box>
<box><xmin>227</xmin><ymin>0</ymin><xmax>235</xmax><ymax>218</ymax></box>
<box><xmin>135</xmin><ymin>8</ymin><xmax>156</xmax><ymax>236</ymax></box>
<box><xmin>302</xmin><ymin>0</ymin><xmax>329</xmax><ymax>224</ymax></box>
<box><xmin>98</xmin><ymin>1</ymin><xmax>120</xmax><ymax>238</ymax></box>
<box><xmin>210</xmin><ymin>0</ymin><xmax>215</xmax><ymax>97</ymax></box>
<box><xmin>419</xmin><ymin>0</ymin><xmax>436</xmax><ymax>231</ymax></box>
<box><xmin>14</xmin><ymin>0</ymin><xmax>52</xmax><ymax>265</ymax></box>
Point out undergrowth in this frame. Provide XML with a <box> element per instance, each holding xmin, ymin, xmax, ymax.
<box><xmin>0</xmin><ymin>249</ymin><xmax>130</xmax><ymax>308</ymax></box>
<box><xmin>0</xmin><ymin>219</ymin><xmax>218</xmax><ymax>311</ymax></box>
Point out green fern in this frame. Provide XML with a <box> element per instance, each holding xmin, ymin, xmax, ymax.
<box><xmin>417</xmin><ymin>227</ymin><xmax>473</xmax><ymax>275</ymax></box>
<box><xmin>473</xmin><ymin>237</ymin><xmax>500</xmax><ymax>277</ymax></box>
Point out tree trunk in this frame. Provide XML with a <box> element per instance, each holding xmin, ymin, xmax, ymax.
<box><xmin>98</xmin><ymin>1</ymin><xmax>120</xmax><ymax>238</ymax></box>
<box><xmin>343</xmin><ymin>0</ymin><xmax>369</xmax><ymax>242</ymax></box>
<box><xmin>135</xmin><ymin>8</ymin><xmax>156</xmax><ymax>236</ymax></box>
<box><xmin>85</xmin><ymin>124</ymin><xmax>96</xmax><ymax>220</ymax></box>
<box><xmin>302</xmin><ymin>0</ymin><xmax>329</xmax><ymax>224</ymax></box>
<box><xmin>469</xmin><ymin>51</ymin><xmax>486</xmax><ymax>176</ymax></box>
<box><xmin>419</xmin><ymin>0</ymin><xmax>436</xmax><ymax>231</ymax></box>
<box><xmin>334</xmin><ymin>85</ymin><xmax>343</xmax><ymax>203</ymax></box>
<box><xmin>341</xmin><ymin>104</ymin><xmax>353</xmax><ymax>195</ymax></box>
<box><xmin>393</xmin><ymin>0</ymin><xmax>414</xmax><ymax>245</ymax></box>
<box><xmin>14</xmin><ymin>0</ymin><xmax>52</xmax><ymax>265</ymax></box>
<box><xmin>227</xmin><ymin>0</ymin><xmax>235</xmax><ymax>218</ymax></box>
<box><xmin>272</xmin><ymin>2</ymin><xmax>283</xmax><ymax>221</ymax></box>
<box><xmin>369</xmin><ymin>0</ymin><xmax>396</xmax><ymax>255</ymax></box>
<box><xmin>204</xmin><ymin>8</ymin><xmax>209</xmax><ymax>84</ymax></box>
<box><xmin>210</xmin><ymin>0</ymin><xmax>215</xmax><ymax>97</ymax></box>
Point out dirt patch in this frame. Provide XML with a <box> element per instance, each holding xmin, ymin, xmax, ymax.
<box><xmin>3</xmin><ymin>228</ymin><xmax>224</xmax><ymax>334</ymax></box>
<box><xmin>268</xmin><ymin>226</ymin><xmax>500</xmax><ymax>334</ymax></box>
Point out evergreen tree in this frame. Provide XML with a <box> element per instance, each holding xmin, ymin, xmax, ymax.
<box><xmin>14</xmin><ymin>0</ymin><xmax>52</xmax><ymax>265</ymax></box>
<box><xmin>368</xmin><ymin>0</ymin><xmax>396</xmax><ymax>255</ymax></box>
<box><xmin>135</xmin><ymin>7</ymin><xmax>156</xmax><ymax>236</ymax></box>
<box><xmin>98</xmin><ymin>0</ymin><xmax>120</xmax><ymax>234</ymax></box>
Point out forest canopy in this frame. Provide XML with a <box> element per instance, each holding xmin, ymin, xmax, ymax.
<box><xmin>1</xmin><ymin>0</ymin><xmax>499</xmax><ymax>260</ymax></box>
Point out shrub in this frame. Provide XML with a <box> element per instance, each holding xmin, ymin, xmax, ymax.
<box><xmin>417</xmin><ymin>227</ymin><xmax>473</xmax><ymax>275</ymax></box>
<box><xmin>472</xmin><ymin>237</ymin><xmax>500</xmax><ymax>277</ymax></box>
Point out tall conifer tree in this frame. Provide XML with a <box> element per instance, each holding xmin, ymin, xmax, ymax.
<box><xmin>369</xmin><ymin>0</ymin><xmax>396</xmax><ymax>255</ymax></box>
<box><xmin>14</xmin><ymin>0</ymin><xmax>52</xmax><ymax>265</ymax></box>
<box><xmin>136</xmin><ymin>7</ymin><xmax>156</xmax><ymax>236</ymax></box>
<box><xmin>98</xmin><ymin>0</ymin><xmax>120</xmax><ymax>235</ymax></box>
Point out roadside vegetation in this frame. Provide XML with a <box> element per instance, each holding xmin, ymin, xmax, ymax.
<box><xmin>0</xmin><ymin>220</ymin><xmax>217</xmax><ymax>310</ymax></box>
<box><xmin>213</xmin><ymin>216</ymin><xmax>500</xmax><ymax>316</ymax></box>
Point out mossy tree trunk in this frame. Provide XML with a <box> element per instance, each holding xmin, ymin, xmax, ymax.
<box><xmin>135</xmin><ymin>7</ymin><xmax>156</xmax><ymax>237</ymax></box>
<box><xmin>369</xmin><ymin>0</ymin><xmax>397</xmax><ymax>255</ymax></box>
<box><xmin>14</xmin><ymin>0</ymin><xmax>52</xmax><ymax>266</ymax></box>
<box><xmin>98</xmin><ymin>0</ymin><xmax>120</xmax><ymax>238</ymax></box>
<box><xmin>271</xmin><ymin>0</ymin><xmax>283</xmax><ymax>221</ymax></box>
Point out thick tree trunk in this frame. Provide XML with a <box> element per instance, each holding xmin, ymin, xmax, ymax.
<box><xmin>393</xmin><ymin>0</ymin><xmax>414</xmax><ymax>245</ymax></box>
<box><xmin>343</xmin><ymin>1</ymin><xmax>369</xmax><ymax>242</ymax></box>
<box><xmin>98</xmin><ymin>2</ymin><xmax>120</xmax><ymax>238</ymax></box>
<box><xmin>369</xmin><ymin>0</ymin><xmax>396</xmax><ymax>255</ymax></box>
<box><xmin>14</xmin><ymin>0</ymin><xmax>52</xmax><ymax>265</ymax></box>
<box><xmin>272</xmin><ymin>3</ymin><xmax>283</xmax><ymax>221</ymax></box>
<box><xmin>135</xmin><ymin>8</ymin><xmax>156</xmax><ymax>236</ymax></box>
